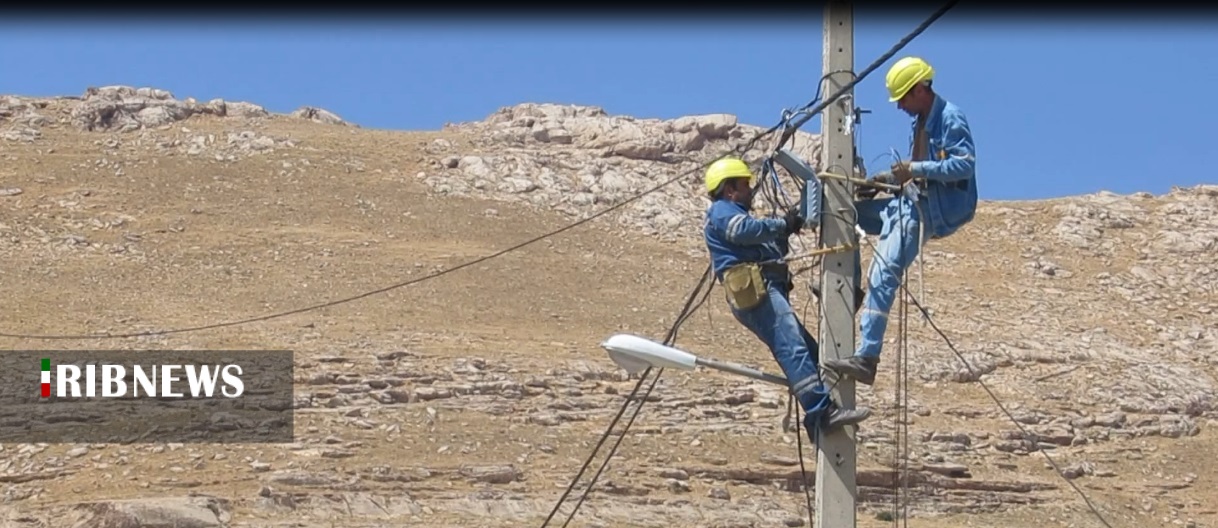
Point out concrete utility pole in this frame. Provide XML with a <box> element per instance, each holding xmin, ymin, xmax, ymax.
<box><xmin>815</xmin><ymin>1</ymin><xmax>859</xmax><ymax>527</ymax></box>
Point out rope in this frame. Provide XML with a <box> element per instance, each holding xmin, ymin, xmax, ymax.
<box><xmin>889</xmin><ymin>196</ymin><xmax>914</xmax><ymax>527</ymax></box>
<box><xmin>915</xmin><ymin>200</ymin><xmax>928</xmax><ymax>325</ymax></box>
<box><xmin>834</xmin><ymin>208</ymin><xmax>1117</xmax><ymax>528</ymax></box>
<box><xmin>818</xmin><ymin>170</ymin><xmax>901</xmax><ymax>192</ymax></box>
<box><xmin>759</xmin><ymin>243</ymin><xmax>855</xmax><ymax>267</ymax></box>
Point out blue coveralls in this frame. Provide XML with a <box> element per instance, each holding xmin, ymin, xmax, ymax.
<box><xmin>704</xmin><ymin>199</ymin><xmax>833</xmax><ymax>427</ymax></box>
<box><xmin>853</xmin><ymin>94</ymin><xmax>979</xmax><ymax>359</ymax></box>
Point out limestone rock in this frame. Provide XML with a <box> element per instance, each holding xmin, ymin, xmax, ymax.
<box><xmin>428</xmin><ymin>103</ymin><xmax>824</xmax><ymax>238</ymax></box>
<box><xmin>291</xmin><ymin>105</ymin><xmax>351</xmax><ymax>126</ymax></box>
<box><xmin>66</xmin><ymin>495</ymin><xmax>231</xmax><ymax>528</ymax></box>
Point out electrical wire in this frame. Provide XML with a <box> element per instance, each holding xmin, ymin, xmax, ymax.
<box><xmin>824</xmin><ymin>205</ymin><xmax>1117</xmax><ymax>528</ymax></box>
<box><xmin>0</xmin><ymin>1</ymin><xmax>960</xmax><ymax>344</ymax></box>
<box><xmin>8</xmin><ymin>5</ymin><xmax>1005</xmax><ymax>527</ymax></box>
<box><xmin>0</xmin><ymin>120</ymin><xmax>785</xmax><ymax>341</ymax></box>
<box><xmin>778</xmin><ymin>0</ymin><xmax>961</xmax><ymax>147</ymax></box>
<box><xmin>550</xmin><ymin>0</ymin><xmax>971</xmax><ymax>519</ymax></box>
<box><xmin>541</xmin><ymin>265</ymin><xmax>717</xmax><ymax>527</ymax></box>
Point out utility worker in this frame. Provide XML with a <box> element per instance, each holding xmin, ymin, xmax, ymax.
<box><xmin>824</xmin><ymin>56</ymin><xmax>978</xmax><ymax>386</ymax></box>
<box><xmin>702</xmin><ymin>156</ymin><xmax>871</xmax><ymax>438</ymax></box>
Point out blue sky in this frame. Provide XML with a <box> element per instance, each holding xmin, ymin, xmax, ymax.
<box><xmin>1</xmin><ymin>12</ymin><xmax>1215</xmax><ymax>201</ymax></box>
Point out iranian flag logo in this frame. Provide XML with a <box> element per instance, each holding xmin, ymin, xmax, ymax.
<box><xmin>41</xmin><ymin>358</ymin><xmax>50</xmax><ymax>397</ymax></box>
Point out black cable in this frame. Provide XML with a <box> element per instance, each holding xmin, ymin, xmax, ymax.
<box><xmin>754</xmin><ymin>7</ymin><xmax>977</xmax><ymax>524</ymax></box>
<box><xmin>769</xmin><ymin>70</ymin><xmax>846</xmax><ymax>202</ymax></box>
<box><xmin>778</xmin><ymin>0</ymin><xmax>961</xmax><ymax>148</ymax></box>
<box><xmin>0</xmin><ymin>124</ymin><xmax>783</xmax><ymax>341</ymax></box>
<box><xmin>1</xmin><ymin>0</ymin><xmax>958</xmax><ymax>343</ymax></box>
<box><xmin>542</xmin><ymin>265</ymin><xmax>716</xmax><ymax>527</ymax></box>
<box><xmin>755</xmin><ymin>163</ymin><xmax>831</xmax><ymax>528</ymax></box>
<box><xmin>825</xmin><ymin>207</ymin><xmax>1116</xmax><ymax>528</ymax></box>
<box><xmin>558</xmin><ymin>369</ymin><xmax>666</xmax><ymax>528</ymax></box>
<box><xmin>545</xmin><ymin>1</ymin><xmax>963</xmax><ymax>514</ymax></box>
<box><xmin>538</xmin><ymin>366</ymin><xmax>659</xmax><ymax>528</ymax></box>
<box><xmin>793</xmin><ymin>397</ymin><xmax>815</xmax><ymax>522</ymax></box>
<box><xmin>897</xmin><ymin>201</ymin><xmax>913</xmax><ymax>526</ymax></box>
<box><xmin>556</xmin><ymin>271</ymin><xmax>717</xmax><ymax>528</ymax></box>
<box><xmin>763</xmin><ymin>5</ymin><xmax>965</xmax><ymax>505</ymax></box>
<box><xmin>900</xmin><ymin>287</ymin><xmax>1116</xmax><ymax>528</ymax></box>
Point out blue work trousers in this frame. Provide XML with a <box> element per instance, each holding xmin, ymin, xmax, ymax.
<box><xmin>853</xmin><ymin>194</ymin><xmax>924</xmax><ymax>359</ymax></box>
<box><xmin>730</xmin><ymin>279</ymin><xmax>832</xmax><ymax>424</ymax></box>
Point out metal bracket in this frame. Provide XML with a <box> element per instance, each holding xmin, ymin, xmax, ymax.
<box><xmin>839</xmin><ymin>95</ymin><xmax>855</xmax><ymax>137</ymax></box>
<box><xmin>771</xmin><ymin>148</ymin><xmax>823</xmax><ymax>226</ymax></box>
<box><xmin>853</xmin><ymin>106</ymin><xmax>871</xmax><ymax>125</ymax></box>
<box><xmin>851</xmin><ymin>106</ymin><xmax>871</xmax><ymax>180</ymax></box>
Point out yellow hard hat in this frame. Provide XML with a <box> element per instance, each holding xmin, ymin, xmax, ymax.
<box><xmin>885</xmin><ymin>56</ymin><xmax>935</xmax><ymax>102</ymax></box>
<box><xmin>704</xmin><ymin>156</ymin><xmax>754</xmax><ymax>195</ymax></box>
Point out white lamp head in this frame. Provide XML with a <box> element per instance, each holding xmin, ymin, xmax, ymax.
<box><xmin>600</xmin><ymin>334</ymin><xmax>698</xmax><ymax>374</ymax></box>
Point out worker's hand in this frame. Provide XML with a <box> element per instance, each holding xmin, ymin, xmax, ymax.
<box><xmin>783</xmin><ymin>207</ymin><xmax>804</xmax><ymax>235</ymax></box>
<box><xmin>890</xmin><ymin>160</ymin><xmax>914</xmax><ymax>184</ymax></box>
<box><xmin>856</xmin><ymin>171</ymin><xmax>891</xmax><ymax>200</ymax></box>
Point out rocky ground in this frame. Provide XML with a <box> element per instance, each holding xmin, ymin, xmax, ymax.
<box><xmin>0</xmin><ymin>87</ymin><xmax>1215</xmax><ymax>528</ymax></box>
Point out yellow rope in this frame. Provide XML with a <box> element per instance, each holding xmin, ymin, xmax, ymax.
<box><xmin>816</xmin><ymin>170</ymin><xmax>902</xmax><ymax>191</ymax></box>
<box><xmin>781</xmin><ymin>242</ymin><xmax>856</xmax><ymax>263</ymax></box>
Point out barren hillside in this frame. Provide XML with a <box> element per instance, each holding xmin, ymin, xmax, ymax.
<box><xmin>0</xmin><ymin>87</ymin><xmax>1215</xmax><ymax>528</ymax></box>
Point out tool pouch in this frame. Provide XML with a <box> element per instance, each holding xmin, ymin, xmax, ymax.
<box><xmin>723</xmin><ymin>263</ymin><xmax>767</xmax><ymax>311</ymax></box>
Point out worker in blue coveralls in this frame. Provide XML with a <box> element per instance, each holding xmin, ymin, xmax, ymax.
<box><xmin>823</xmin><ymin>56</ymin><xmax>979</xmax><ymax>386</ymax></box>
<box><xmin>702</xmin><ymin>156</ymin><xmax>871</xmax><ymax>437</ymax></box>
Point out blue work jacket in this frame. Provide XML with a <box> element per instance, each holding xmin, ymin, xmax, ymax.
<box><xmin>909</xmin><ymin>94</ymin><xmax>978</xmax><ymax>239</ymax></box>
<box><xmin>703</xmin><ymin>199</ymin><xmax>790</xmax><ymax>284</ymax></box>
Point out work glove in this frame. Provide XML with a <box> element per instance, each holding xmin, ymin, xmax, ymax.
<box><xmin>783</xmin><ymin>206</ymin><xmax>804</xmax><ymax>235</ymax></box>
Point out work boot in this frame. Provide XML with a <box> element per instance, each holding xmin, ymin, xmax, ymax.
<box><xmin>823</xmin><ymin>355</ymin><xmax>879</xmax><ymax>386</ymax></box>
<box><xmin>801</xmin><ymin>404</ymin><xmax>871</xmax><ymax>437</ymax></box>
<box><xmin>824</xmin><ymin>405</ymin><xmax>871</xmax><ymax>430</ymax></box>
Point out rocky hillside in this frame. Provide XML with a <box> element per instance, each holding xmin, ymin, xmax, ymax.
<box><xmin>426</xmin><ymin>103</ymin><xmax>820</xmax><ymax>239</ymax></box>
<box><xmin>0</xmin><ymin>86</ymin><xmax>1215</xmax><ymax>528</ymax></box>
